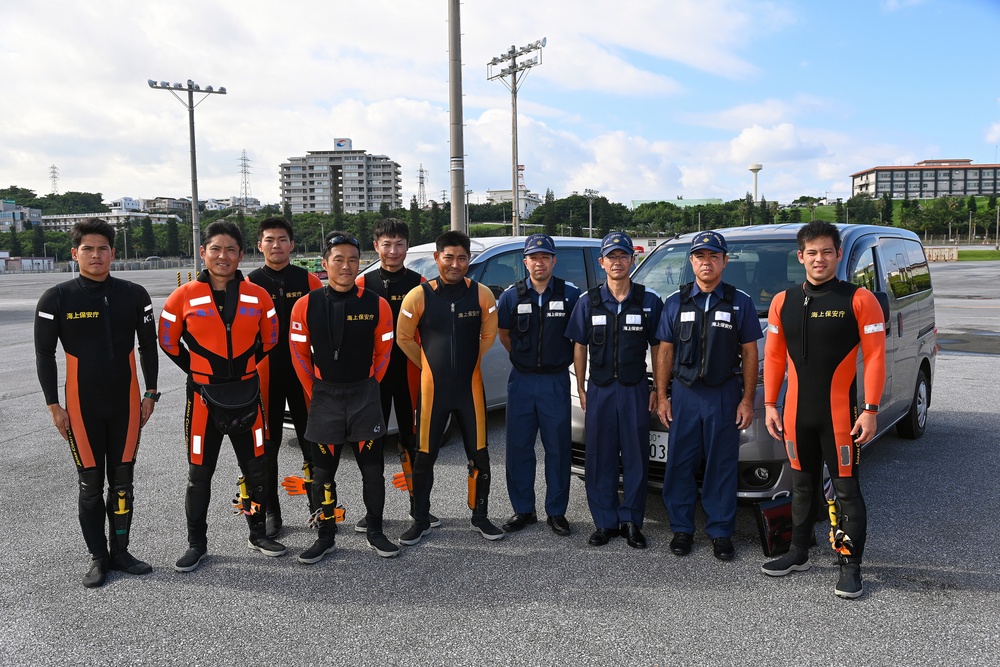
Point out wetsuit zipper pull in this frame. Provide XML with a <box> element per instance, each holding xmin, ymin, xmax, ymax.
<box><xmin>802</xmin><ymin>295</ymin><xmax>811</xmax><ymax>360</ymax></box>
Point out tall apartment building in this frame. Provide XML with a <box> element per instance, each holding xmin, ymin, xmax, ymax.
<box><xmin>280</xmin><ymin>139</ymin><xmax>402</xmax><ymax>215</ymax></box>
<box><xmin>852</xmin><ymin>159</ymin><xmax>1000</xmax><ymax>199</ymax></box>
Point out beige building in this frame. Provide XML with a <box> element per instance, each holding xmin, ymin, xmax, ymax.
<box><xmin>39</xmin><ymin>211</ymin><xmax>183</xmax><ymax>233</ymax></box>
<box><xmin>852</xmin><ymin>159</ymin><xmax>1000</xmax><ymax>199</ymax></box>
<box><xmin>280</xmin><ymin>140</ymin><xmax>402</xmax><ymax>215</ymax></box>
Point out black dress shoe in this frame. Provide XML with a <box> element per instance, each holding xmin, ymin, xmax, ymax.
<box><xmin>587</xmin><ymin>527</ymin><xmax>621</xmax><ymax>546</ymax></box>
<box><xmin>502</xmin><ymin>512</ymin><xmax>538</xmax><ymax>532</ymax></box>
<box><xmin>712</xmin><ymin>536</ymin><xmax>735</xmax><ymax>561</ymax></box>
<box><xmin>621</xmin><ymin>521</ymin><xmax>647</xmax><ymax>549</ymax></box>
<box><xmin>547</xmin><ymin>515</ymin><xmax>571</xmax><ymax>536</ymax></box>
<box><xmin>670</xmin><ymin>532</ymin><xmax>693</xmax><ymax>556</ymax></box>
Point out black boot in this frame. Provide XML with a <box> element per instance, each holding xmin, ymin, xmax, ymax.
<box><xmin>106</xmin><ymin>466</ymin><xmax>152</xmax><ymax>575</ymax></box>
<box><xmin>244</xmin><ymin>459</ymin><xmax>287</xmax><ymax>557</ymax></box>
<box><xmin>469</xmin><ymin>459</ymin><xmax>503</xmax><ymax>541</ymax></box>
<box><xmin>263</xmin><ymin>438</ymin><xmax>283</xmax><ymax>539</ymax></box>
<box><xmin>298</xmin><ymin>467</ymin><xmax>336</xmax><ymax>564</ymax></box>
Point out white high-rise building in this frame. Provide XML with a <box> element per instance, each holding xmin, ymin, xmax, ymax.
<box><xmin>280</xmin><ymin>140</ymin><xmax>402</xmax><ymax>215</ymax></box>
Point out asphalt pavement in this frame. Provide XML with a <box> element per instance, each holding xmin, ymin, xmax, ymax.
<box><xmin>0</xmin><ymin>263</ymin><xmax>997</xmax><ymax>666</ymax></box>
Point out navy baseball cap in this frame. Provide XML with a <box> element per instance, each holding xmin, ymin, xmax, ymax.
<box><xmin>690</xmin><ymin>231</ymin><xmax>728</xmax><ymax>254</ymax></box>
<box><xmin>600</xmin><ymin>232</ymin><xmax>634</xmax><ymax>257</ymax></box>
<box><xmin>524</xmin><ymin>233</ymin><xmax>557</xmax><ymax>256</ymax></box>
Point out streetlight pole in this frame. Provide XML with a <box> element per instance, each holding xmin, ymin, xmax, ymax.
<box><xmin>448</xmin><ymin>0</ymin><xmax>466</xmax><ymax>233</ymax></box>
<box><xmin>43</xmin><ymin>242</ymin><xmax>48</xmax><ymax>271</ymax></box>
<box><xmin>487</xmin><ymin>37</ymin><xmax>546</xmax><ymax>237</ymax></box>
<box><xmin>148</xmin><ymin>79</ymin><xmax>227</xmax><ymax>273</ymax></box>
<box><xmin>466</xmin><ymin>189</ymin><xmax>473</xmax><ymax>233</ymax></box>
<box><xmin>584</xmin><ymin>189</ymin><xmax>599</xmax><ymax>238</ymax></box>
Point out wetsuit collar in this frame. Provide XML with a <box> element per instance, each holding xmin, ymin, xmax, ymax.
<box><xmin>804</xmin><ymin>277</ymin><xmax>839</xmax><ymax>294</ymax></box>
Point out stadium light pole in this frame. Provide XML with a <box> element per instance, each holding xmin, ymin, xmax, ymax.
<box><xmin>584</xmin><ymin>188</ymin><xmax>599</xmax><ymax>238</ymax></box>
<box><xmin>148</xmin><ymin>79</ymin><xmax>227</xmax><ymax>273</ymax></box>
<box><xmin>488</xmin><ymin>37</ymin><xmax>546</xmax><ymax>237</ymax></box>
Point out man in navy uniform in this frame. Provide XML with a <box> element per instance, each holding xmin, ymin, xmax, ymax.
<box><xmin>654</xmin><ymin>230</ymin><xmax>762</xmax><ymax>561</ymax></box>
<box><xmin>497</xmin><ymin>234</ymin><xmax>582</xmax><ymax>536</ymax></box>
<box><xmin>565</xmin><ymin>231</ymin><xmax>662</xmax><ymax>549</ymax></box>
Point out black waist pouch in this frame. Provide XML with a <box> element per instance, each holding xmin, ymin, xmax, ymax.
<box><xmin>198</xmin><ymin>376</ymin><xmax>260</xmax><ymax>435</ymax></box>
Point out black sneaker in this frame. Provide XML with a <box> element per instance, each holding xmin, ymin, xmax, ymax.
<box><xmin>354</xmin><ymin>516</ymin><xmax>368</xmax><ymax>533</ymax></box>
<box><xmin>367</xmin><ymin>532</ymin><xmax>401</xmax><ymax>558</ymax></box>
<box><xmin>297</xmin><ymin>536</ymin><xmax>336</xmax><ymax>564</ymax></box>
<box><xmin>399</xmin><ymin>521</ymin><xmax>431</xmax><ymax>546</ymax></box>
<box><xmin>471</xmin><ymin>517</ymin><xmax>505</xmax><ymax>541</ymax></box>
<box><xmin>248</xmin><ymin>536</ymin><xmax>288</xmax><ymax>557</ymax></box>
<box><xmin>82</xmin><ymin>557</ymin><xmax>109</xmax><ymax>588</ymax></box>
<box><xmin>110</xmin><ymin>551</ymin><xmax>153</xmax><ymax>575</ymax></box>
<box><xmin>835</xmin><ymin>563</ymin><xmax>864</xmax><ymax>599</ymax></box>
<box><xmin>409</xmin><ymin>513</ymin><xmax>442</xmax><ymax>528</ymax></box>
<box><xmin>761</xmin><ymin>548</ymin><xmax>810</xmax><ymax>577</ymax></box>
<box><xmin>174</xmin><ymin>547</ymin><xmax>207</xmax><ymax>573</ymax></box>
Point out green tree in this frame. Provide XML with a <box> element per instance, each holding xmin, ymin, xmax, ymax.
<box><xmin>968</xmin><ymin>195</ymin><xmax>977</xmax><ymax>215</ymax></box>
<box><xmin>165</xmin><ymin>217</ymin><xmax>181</xmax><ymax>256</ymax></box>
<box><xmin>9</xmin><ymin>228</ymin><xmax>23</xmax><ymax>256</ymax></box>
<box><xmin>140</xmin><ymin>218</ymin><xmax>157</xmax><ymax>256</ymax></box>
<box><xmin>0</xmin><ymin>185</ymin><xmax>39</xmax><ymax>205</ymax></box>
<box><xmin>408</xmin><ymin>196</ymin><xmax>424</xmax><ymax>245</ymax></box>
<box><xmin>32</xmin><ymin>223</ymin><xmax>45</xmax><ymax>256</ymax></box>
<box><xmin>282</xmin><ymin>201</ymin><xmax>293</xmax><ymax>222</ymax></box>
<box><xmin>834</xmin><ymin>200</ymin><xmax>845</xmax><ymax>224</ymax></box>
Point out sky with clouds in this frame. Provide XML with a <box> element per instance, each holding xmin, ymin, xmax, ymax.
<box><xmin>3</xmin><ymin>0</ymin><xmax>1000</xmax><ymax>210</ymax></box>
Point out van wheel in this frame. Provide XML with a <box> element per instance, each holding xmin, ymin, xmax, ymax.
<box><xmin>896</xmin><ymin>370</ymin><xmax>928</xmax><ymax>439</ymax></box>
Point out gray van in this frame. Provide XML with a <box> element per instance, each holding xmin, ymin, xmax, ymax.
<box><xmin>569</xmin><ymin>223</ymin><xmax>937</xmax><ymax>501</ymax></box>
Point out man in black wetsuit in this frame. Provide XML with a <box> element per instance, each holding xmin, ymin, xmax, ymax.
<box><xmin>34</xmin><ymin>218</ymin><xmax>159</xmax><ymax>588</ymax></box>
<box><xmin>247</xmin><ymin>217</ymin><xmax>323</xmax><ymax>538</ymax></box>
<box><xmin>354</xmin><ymin>218</ymin><xmax>438</xmax><ymax>533</ymax></box>
<box><xmin>395</xmin><ymin>231</ymin><xmax>504</xmax><ymax>546</ymax></box>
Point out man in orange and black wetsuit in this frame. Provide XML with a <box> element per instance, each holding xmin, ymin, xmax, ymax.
<box><xmin>289</xmin><ymin>231</ymin><xmax>397</xmax><ymax>563</ymax></box>
<box><xmin>395</xmin><ymin>230</ymin><xmax>505</xmax><ymax>545</ymax></box>
<box><xmin>761</xmin><ymin>221</ymin><xmax>886</xmax><ymax>599</ymax></box>
<box><xmin>247</xmin><ymin>217</ymin><xmax>323</xmax><ymax>538</ymax></box>
<box><xmin>159</xmin><ymin>221</ymin><xmax>285</xmax><ymax>573</ymax></box>
<box><xmin>354</xmin><ymin>218</ymin><xmax>437</xmax><ymax>533</ymax></box>
<box><xmin>35</xmin><ymin>218</ymin><xmax>159</xmax><ymax>588</ymax></box>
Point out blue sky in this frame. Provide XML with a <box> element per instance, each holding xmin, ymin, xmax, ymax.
<box><xmin>3</xmin><ymin>0</ymin><xmax>1000</xmax><ymax>209</ymax></box>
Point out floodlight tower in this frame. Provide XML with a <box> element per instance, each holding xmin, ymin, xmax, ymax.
<box><xmin>148</xmin><ymin>78</ymin><xmax>227</xmax><ymax>272</ymax></box>
<box><xmin>488</xmin><ymin>37</ymin><xmax>546</xmax><ymax>236</ymax></box>
<box><xmin>749</xmin><ymin>163</ymin><xmax>763</xmax><ymax>203</ymax></box>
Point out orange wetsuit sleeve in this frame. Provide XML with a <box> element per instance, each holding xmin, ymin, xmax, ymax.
<box><xmin>372</xmin><ymin>296</ymin><xmax>394</xmax><ymax>383</ymax></box>
<box><xmin>853</xmin><ymin>288</ymin><xmax>887</xmax><ymax>407</ymax></box>
<box><xmin>158</xmin><ymin>285</ymin><xmax>190</xmax><ymax>372</ymax></box>
<box><xmin>478</xmin><ymin>282</ymin><xmax>498</xmax><ymax>359</ymax></box>
<box><xmin>288</xmin><ymin>296</ymin><xmax>315</xmax><ymax>404</ymax></box>
<box><xmin>763</xmin><ymin>290</ymin><xmax>788</xmax><ymax>405</ymax></box>
<box><xmin>396</xmin><ymin>285</ymin><xmax>425</xmax><ymax>368</ymax></box>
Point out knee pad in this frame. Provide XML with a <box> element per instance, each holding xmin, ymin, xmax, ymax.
<box><xmin>78</xmin><ymin>469</ymin><xmax>104</xmax><ymax>508</ymax></box>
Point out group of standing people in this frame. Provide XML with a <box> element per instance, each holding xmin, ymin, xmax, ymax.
<box><xmin>37</xmin><ymin>217</ymin><xmax>883</xmax><ymax>600</ymax></box>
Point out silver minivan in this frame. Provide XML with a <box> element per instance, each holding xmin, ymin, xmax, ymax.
<box><xmin>569</xmin><ymin>223</ymin><xmax>937</xmax><ymax>501</ymax></box>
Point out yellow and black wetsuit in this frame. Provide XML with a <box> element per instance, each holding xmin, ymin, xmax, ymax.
<box><xmin>396</xmin><ymin>278</ymin><xmax>498</xmax><ymax>523</ymax></box>
<box><xmin>34</xmin><ymin>275</ymin><xmax>158</xmax><ymax>559</ymax></box>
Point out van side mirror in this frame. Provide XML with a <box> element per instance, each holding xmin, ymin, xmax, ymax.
<box><xmin>873</xmin><ymin>291</ymin><xmax>890</xmax><ymax>322</ymax></box>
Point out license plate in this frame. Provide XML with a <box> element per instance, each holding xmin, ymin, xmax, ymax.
<box><xmin>649</xmin><ymin>430</ymin><xmax>668</xmax><ymax>462</ymax></box>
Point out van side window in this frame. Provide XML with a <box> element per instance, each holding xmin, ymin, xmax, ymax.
<box><xmin>904</xmin><ymin>239</ymin><xmax>932</xmax><ymax>293</ymax></box>
<box><xmin>479</xmin><ymin>251</ymin><xmax>526</xmax><ymax>296</ymax></box>
<box><xmin>550</xmin><ymin>248</ymin><xmax>588</xmax><ymax>289</ymax></box>
<box><xmin>850</xmin><ymin>246</ymin><xmax>878</xmax><ymax>293</ymax></box>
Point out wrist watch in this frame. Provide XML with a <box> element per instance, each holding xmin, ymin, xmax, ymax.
<box><xmin>862</xmin><ymin>402</ymin><xmax>878</xmax><ymax>413</ymax></box>
<box><xmin>144</xmin><ymin>391</ymin><xmax>161</xmax><ymax>402</ymax></box>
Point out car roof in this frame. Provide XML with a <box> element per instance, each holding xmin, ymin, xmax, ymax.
<box><xmin>405</xmin><ymin>235</ymin><xmax>602</xmax><ymax>256</ymax></box>
<box><xmin>650</xmin><ymin>223</ymin><xmax>921</xmax><ymax>249</ymax></box>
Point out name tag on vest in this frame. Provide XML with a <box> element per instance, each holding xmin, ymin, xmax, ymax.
<box><xmin>549</xmin><ymin>300</ymin><xmax>564</xmax><ymax>311</ymax></box>
<box><xmin>680</xmin><ymin>311</ymin><xmax>695</xmax><ymax>322</ymax></box>
<box><xmin>517</xmin><ymin>303</ymin><xmax>532</xmax><ymax>314</ymax></box>
<box><xmin>626</xmin><ymin>314</ymin><xmax>642</xmax><ymax>325</ymax></box>
<box><xmin>715</xmin><ymin>311</ymin><xmax>731</xmax><ymax>322</ymax></box>
<box><xmin>592</xmin><ymin>315</ymin><xmax>607</xmax><ymax>325</ymax></box>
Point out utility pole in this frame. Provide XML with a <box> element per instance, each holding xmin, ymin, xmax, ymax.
<box><xmin>448</xmin><ymin>0</ymin><xmax>466</xmax><ymax>232</ymax></box>
<box><xmin>488</xmin><ymin>37</ymin><xmax>546</xmax><ymax>236</ymax></box>
<box><xmin>148</xmin><ymin>79</ymin><xmax>227</xmax><ymax>272</ymax></box>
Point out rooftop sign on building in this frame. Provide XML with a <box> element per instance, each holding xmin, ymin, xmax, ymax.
<box><xmin>334</xmin><ymin>138</ymin><xmax>352</xmax><ymax>150</ymax></box>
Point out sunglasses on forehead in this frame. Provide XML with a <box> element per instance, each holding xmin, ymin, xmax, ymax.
<box><xmin>327</xmin><ymin>235</ymin><xmax>361</xmax><ymax>251</ymax></box>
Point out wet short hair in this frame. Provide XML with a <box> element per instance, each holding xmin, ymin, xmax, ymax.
<box><xmin>435</xmin><ymin>230</ymin><xmax>471</xmax><ymax>255</ymax></box>
<box><xmin>257</xmin><ymin>217</ymin><xmax>294</xmax><ymax>242</ymax></box>
<box><xmin>373</xmin><ymin>218</ymin><xmax>410</xmax><ymax>243</ymax></box>
<box><xmin>797</xmin><ymin>220</ymin><xmax>841</xmax><ymax>253</ymax></box>
<box><xmin>71</xmin><ymin>218</ymin><xmax>115</xmax><ymax>248</ymax></box>
<box><xmin>203</xmin><ymin>220</ymin><xmax>244</xmax><ymax>252</ymax></box>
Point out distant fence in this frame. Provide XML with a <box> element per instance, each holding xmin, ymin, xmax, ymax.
<box><xmin>924</xmin><ymin>247</ymin><xmax>959</xmax><ymax>262</ymax></box>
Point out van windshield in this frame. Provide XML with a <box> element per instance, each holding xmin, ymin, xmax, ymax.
<box><xmin>633</xmin><ymin>239</ymin><xmax>806</xmax><ymax>317</ymax></box>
